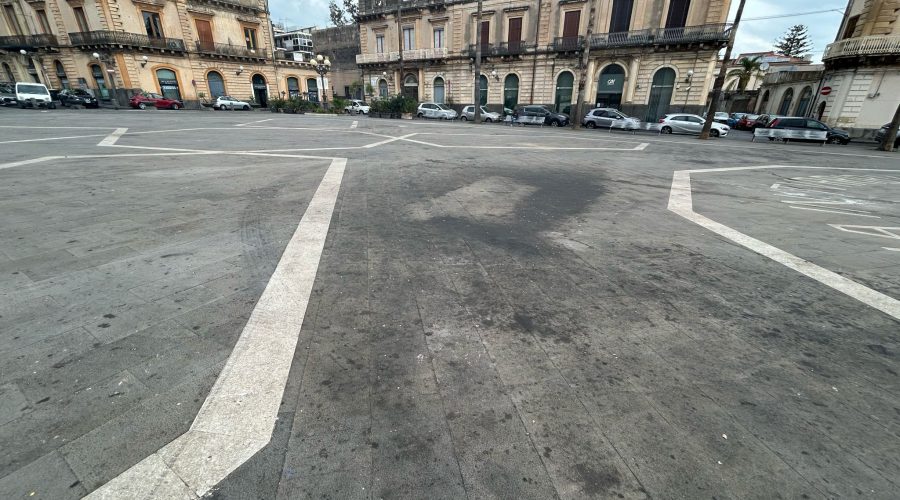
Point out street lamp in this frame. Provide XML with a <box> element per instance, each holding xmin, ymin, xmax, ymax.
<box><xmin>92</xmin><ymin>52</ymin><xmax>119</xmax><ymax>109</ymax></box>
<box><xmin>313</xmin><ymin>54</ymin><xmax>330</xmax><ymax>105</ymax></box>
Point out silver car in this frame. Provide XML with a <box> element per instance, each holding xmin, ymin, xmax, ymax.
<box><xmin>582</xmin><ymin>108</ymin><xmax>640</xmax><ymax>129</ymax></box>
<box><xmin>659</xmin><ymin>113</ymin><xmax>729</xmax><ymax>137</ymax></box>
<box><xmin>460</xmin><ymin>105</ymin><xmax>501</xmax><ymax>122</ymax></box>
<box><xmin>417</xmin><ymin>102</ymin><xmax>457</xmax><ymax>120</ymax></box>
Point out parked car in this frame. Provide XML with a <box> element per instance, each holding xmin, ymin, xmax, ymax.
<box><xmin>0</xmin><ymin>82</ymin><xmax>16</xmax><ymax>106</ymax></box>
<box><xmin>751</xmin><ymin>114</ymin><xmax>783</xmax><ymax>130</ymax></box>
<box><xmin>516</xmin><ymin>105</ymin><xmax>569</xmax><ymax>127</ymax></box>
<box><xmin>582</xmin><ymin>108</ymin><xmax>640</xmax><ymax>129</ymax></box>
<box><xmin>460</xmin><ymin>105</ymin><xmax>501</xmax><ymax>122</ymax></box>
<box><xmin>659</xmin><ymin>113</ymin><xmax>729</xmax><ymax>137</ymax></box>
<box><xmin>768</xmin><ymin>117</ymin><xmax>850</xmax><ymax>144</ymax></box>
<box><xmin>713</xmin><ymin>111</ymin><xmax>730</xmax><ymax>124</ymax></box>
<box><xmin>417</xmin><ymin>102</ymin><xmax>457</xmax><ymax>119</ymax></box>
<box><xmin>727</xmin><ymin>112</ymin><xmax>747</xmax><ymax>128</ymax></box>
<box><xmin>129</xmin><ymin>92</ymin><xmax>165</xmax><ymax>109</ymax></box>
<box><xmin>735</xmin><ymin>113</ymin><xmax>759</xmax><ymax>130</ymax></box>
<box><xmin>15</xmin><ymin>82</ymin><xmax>55</xmax><ymax>109</ymax></box>
<box><xmin>213</xmin><ymin>95</ymin><xmax>251</xmax><ymax>111</ymax></box>
<box><xmin>875</xmin><ymin>122</ymin><xmax>900</xmax><ymax>148</ymax></box>
<box><xmin>153</xmin><ymin>96</ymin><xmax>183</xmax><ymax>110</ymax></box>
<box><xmin>59</xmin><ymin>88</ymin><xmax>99</xmax><ymax>108</ymax></box>
<box><xmin>344</xmin><ymin>99</ymin><xmax>369</xmax><ymax>114</ymax></box>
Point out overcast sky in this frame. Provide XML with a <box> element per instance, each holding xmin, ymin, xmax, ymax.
<box><xmin>269</xmin><ymin>0</ymin><xmax>849</xmax><ymax>62</ymax></box>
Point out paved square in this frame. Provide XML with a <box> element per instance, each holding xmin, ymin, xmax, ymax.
<box><xmin>0</xmin><ymin>108</ymin><xmax>898</xmax><ymax>499</ymax></box>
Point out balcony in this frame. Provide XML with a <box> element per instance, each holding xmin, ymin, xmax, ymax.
<box><xmin>466</xmin><ymin>43</ymin><xmax>494</xmax><ymax>57</ymax></box>
<box><xmin>552</xmin><ymin>36</ymin><xmax>583</xmax><ymax>52</ymax></box>
<box><xmin>403</xmin><ymin>47</ymin><xmax>449</xmax><ymax>61</ymax></box>
<box><xmin>356</xmin><ymin>51</ymin><xmax>400</xmax><ymax>64</ymax></box>
<box><xmin>823</xmin><ymin>34</ymin><xmax>900</xmax><ymax>60</ymax></box>
<box><xmin>187</xmin><ymin>0</ymin><xmax>263</xmax><ymax>13</ymax></box>
<box><xmin>590</xmin><ymin>29</ymin><xmax>651</xmax><ymax>49</ymax></box>
<box><xmin>359</xmin><ymin>0</ymin><xmax>449</xmax><ymax>16</ymax></box>
<box><xmin>589</xmin><ymin>23</ymin><xmax>731</xmax><ymax>50</ymax></box>
<box><xmin>494</xmin><ymin>41</ymin><xmax>532</xmax><ymax>56</ymax></box>
<box><xmin>69</xmin><ymin>31</ymin><xmax>185</xmax><ymax>52</ymax></box>
<box><xmin>0</xmin><ymin>34</ymin><xmax>58</xmax><ymax>50</ymax></box>
<box><xmin>195</xmin><ymin>41</ymin><xmax>266</xmax><ymax>59</ymax></box>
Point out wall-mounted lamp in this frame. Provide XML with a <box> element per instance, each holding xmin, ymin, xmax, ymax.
<box><xmin>140</xmin><ymin>55</ymin><xmax>149</xmax><ymax>68</ymax></box>
<box><xmin>685</xmin><ymin>69</ymin><xmax>694</xmax><ymax>83</ymax></box>
<box><xmin>19</xmin><ymin>49</ymin><xmax>27</xmax><ymax>56</ymax></box>
<box><xmin>490</xmin><ymin>69</ymin><xmax>498</xmax><ymax>81</ymax></box>
<box><xmin>236</xmin><ymin>65</ymin><xmax>244</xmax><ymax>75</ymax></box>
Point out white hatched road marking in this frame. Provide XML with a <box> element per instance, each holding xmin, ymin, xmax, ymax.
<box><xmin>97</xmin><ymin>127</ymin><xmax>128</xmax><ymax>146</ymax></box>
<box><xmin>351</xmin><ymin>120</ymin><xmax>358</xmax><ymax>128</ymax></box>
<box><xmin>235</xmin><ymin>118</ymin><xmax>273</xmax><ymax>127</ymax></box>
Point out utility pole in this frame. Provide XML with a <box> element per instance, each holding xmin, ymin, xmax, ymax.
<box><xmin>397</xmin><ymin>0</ymin><xmax>404</xmax><ymax>96</ymax></box>
<box><xmin>473</xmin><ymin>0</ymin><xmax>483</xmax><ymax>122</ymax></box>
<box><xmin>699</xmin><ymin>0</ymin><xmax>745</xmax><ymax>139</ymax></box>
<box><xmin>879</xmin><ymin>102</ymin><xmax>900</xmax><ymax>152</ymax></box>
<box><xmin>571</xmin><ymin>0</ymin><xmax>597</xmax><ymax>129</ymax></box>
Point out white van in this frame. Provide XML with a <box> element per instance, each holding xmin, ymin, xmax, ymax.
<box><xmin>15</xmin><ymin>82</ymin><xmax>55</xmax><ymax>109</ymax></box>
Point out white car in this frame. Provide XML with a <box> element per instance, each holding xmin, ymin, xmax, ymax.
<box><xmin>460</xmin><ymin>105</ymin><xmax>500</xmax><ymax>122</ymax></box>
<box><xmin>213</xmin><ymin>95</ymin><xmax>251</xmax><ymax>111</ymax></box>
<box><xmin>417</xmin><ymin>102</ymin><xmax>457</xmax><ymax>120</ymax></box>
<box><xmin>15</xmin><ymin>82</ymin><xmax>55</xmax><ymax>109</ymax></box>
<box><xmin>344</xmin><ymin>99</ymin><xmax>369</xmax><ymax>114</ymax></box>
<box><xmin>582</xmin><ymin>108</ymin><xmax>640</xmax><ymax>129</ymax></box>
<box><xmin>659</xmin><ymin>113</ymin><xmax>729</xmax><ymax>137</ymax></box>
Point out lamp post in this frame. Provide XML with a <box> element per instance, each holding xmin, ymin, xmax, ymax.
<box><xmin>92</xmin><ymin>52</ymin><xmax>119</xmax><ymax>109</ymax></box>
<box><xmin>682</xmin><ymin>69</ymin><xmax>694</xmax><ymax>112</ymax></box>
<box><xmin>314</xmin><ymin>53</ymin><xmax>330</xmax><ymax>106</ymax></box>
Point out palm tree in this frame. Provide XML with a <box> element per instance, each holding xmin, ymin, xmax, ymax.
<box><xmin>727</xmin><ymin>56</ymin><xmax>765</xmax><ymax>92</ymax></box>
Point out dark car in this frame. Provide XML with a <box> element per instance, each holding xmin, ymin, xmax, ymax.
<box><xmin>516</xmin><ymin>105</ymin><xmax>569</xmax><ymax>127</ymax></box>
<box><xmin>875</xmin><ymin>123</ymin><xmax>900</xmax><ymax>148</ymax></box>
<box><xmin>0</xmin><ymin>82</ymin><xmax>15</xmax><ymax>106</ymax></box>
<box><xmin>768</xmin><ymin>117</ymin><xmax>850</xmax><ymax>145</ymax></box>
<box><xmin>58</xmin><ymin>88</ymin><xmax>99</xmax><ymax>108</ymax></box>
<box><xmin>751</xmin><ymin>114</ymin><xmax>783</xmax><ymax>130</ymax></box>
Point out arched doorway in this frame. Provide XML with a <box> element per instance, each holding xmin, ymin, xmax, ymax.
<box><xmin>307</xmin><ymin>78</ymin><xmax>318</xmax><ymax>102</ymax></box>
<box><xmin>54</xmin><ymin>61</ymin><xmax>69</xmax><ymax>89</ymax></box>
<box><xmin>378</xmin><ymin>78</ymin><xmax>388</xmax><ymax>98</ymax></box>
<box><xmin>478</xmin><ymin>74</ymin><xmax>488</xmax><ymax>106</ymax></box>
<box><xmin>2</xmin><ymin>62</ymin><xmax>13</xmax><ymax>82</ymax></box>
<box><xmin>555</xmin><ymin>71</ymin><xmax>574</xmax><ymax>113</ymax></box>
<box><xmin>816</xmin><ymin>101</ymin><xmax>826</xmax><ymax>120</ymax></box>
<box><xmin>403</xmin><ymin>73</ymin><xmax>418</xmax><ymax>100</ymax></box>
<box><xmin>251</xmin><ymin>74</ymin><xmax>267</xmax><ymax>107</ymax></box>
<box><xmin>26</xmin><ymin>58</ymin><xmax>40</xmax><ymax>83</ymax></box>
<box><xmin>433</xmin><ymin>76</ymin><xmax>445</xmax><ymax>104</ymax></box>
<box><xmin>595</xmin><ymin>64</ymin><xmax>625</xmax><ymax>108</ymax></box>
<box><xmin>778</xmin><ymin>88</ymin><xmax>793</xmax><ymax>115</ymax></box>
<box><xmin>503</xmin><ymin>74</ymin><xmax>519</xmax><ymax>110</ymax></box>
<box><xmin>91</xmin><ymin>64</ymin><xmax>109</xmax><ymax>99</ymax></box>
<box><xmin>795</xmin><ymin>86</ymin><xmax>812</xmax><ymax>116</ymax></box>
<box><xmin>207</xmin><ymin>71</ymin><xmax>225</xmax><ymax>98</ymax></box>
<box><xmin>646</xmin><ymin>67</ymin><xmax>675</xmax><ymax>121</ymax></box>
<box><xmin>286</xmin><ymin>77</ymin><xmax>300</xmax><ymax>98</ymax></box>
<box><xmin>156</xmin><ymin>68</ymin><xmax>181</xmax><ymax>100</ymax></box>
<box><xmin>758</xmin><ymin>90</ymin><xmax>770</xmax><ymax>114</ymax></box>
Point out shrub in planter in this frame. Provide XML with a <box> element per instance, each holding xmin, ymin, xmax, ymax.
<box><xmin>332</xmin><ymin>97</ymin><xmax>348</xmax><ymax>114</ymax></box>
<box><xmin>269</xmin><ymin>98</ymin><xmax>286</xmax><ymax>112</ymax></box>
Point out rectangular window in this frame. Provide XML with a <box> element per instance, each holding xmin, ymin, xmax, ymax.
<box><xmin>562</xmin><ymin>10</ymin><xmax>580</xmax><ymax>38</ymax></box>
<box><xmin>375</xmin><ymin>34</ymin><xmax>384</xmax><ymax>53</ymax></box>
<box><xmin>507</xmin><ymin>17</ymin><xmax>522</xmax><ymax>45</ymax></box>
<box><xmin>665</xmin><ymin>0</ymin><xmax>690</xmax><ymax>29</ymax></box>
<box><xmin>609</xmin><ymin>0</ymin><xmax>633</xmax><ymax>33</ymax></box>
<box><xmin>73</xmin><ymin>7</ymin><xmax>89</xmax><ymax>32</ymax></box>
<box><xmin>142</xmin><ymin>11</ymin><xmax>163</xmax><ymax>38</ymax></box>
<box><xmin>480</xmin><ymin>20</ymin><xmax>490</xmax><ymax>48</ymax></box>
<box><xmin>35</xmin><ymin>9</ymin><xmax>52</xmax><ymax>34</ymax></box>
<box><xmin>244</xmin><ymin>27</ymin><xmax>258</xmax><ymax>50</ymax></box>
<box><xmin>4</xmin><ymin>5</ymin><xmax>22</xmax><ymax>35</ymax></box>
<box><xmin>195</xmin><ymin>19</ymin><xmax>213</xmax><ymax>50</ymax></box>
<box><xmin>403</xmin><ymin>27</ymin><xmax>414</xmax><ymax>50</ymax></box>
<box><xmin>433</xmin><ymin>27</ymin><xmax>443</xmax><ymax>48</ymax></box>
<box><xmin>842</xmin><ymin>15</ymin><xmax>859</xmax><ymax>40</ymax></box>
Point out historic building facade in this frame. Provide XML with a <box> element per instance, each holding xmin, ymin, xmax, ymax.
<box><xmin>356</xmin><ymin>0</ymin><xmax>731</xmax><ymax>120</ymax></box>
<box><xmin>0</xmin><ymin>0</ymin><xmax>320</xmax><ymax>107</ymax></box>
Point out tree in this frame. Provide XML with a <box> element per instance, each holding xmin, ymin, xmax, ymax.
<box><xmin>328</xmin><ymin>0</ymin><xmax>358</xmax><ymax>26</ymax></box>
<box><xmin>343</xmin><ymin>0</ymin><xmax>359</xmax><ymax>22</ymax></box>
<box><xmin>328</xmin><ymin>1</ymin><xmax>347</xmax><ymax>26</ymax></box>
<box><xmin>726</xmin><ymin>56</ymin><xmax>765</xmax><ymax>92</ymax></box>
<box><xmin>774</xmin><ymin>25</ymin><xmax>812</xmax><ymax>58</ymax></box>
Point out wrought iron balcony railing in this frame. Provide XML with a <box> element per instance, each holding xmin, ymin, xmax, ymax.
<box><xmin>69</xmin><ymin>31</ymin><xmax>185</xmax><ymax>51</ymax></box>
<box><xmin>589</xmin><ymin>23</ymin><xmax>731</xmax><ymax>50</ymax></box>
<box><xmin>195</xmin><ymin>40</ymin><xmax>265</xmax><ymax>59</ymax></box>
<box><xmin>466</xmin><ymin>43</ymin><xmax>494</xmax><ymax>57</ymax></box>
<box><xmin>187</xmin><ymin>0</ymin><xmax>263</xmax><ymax>12</ymax></box>
<box><xmin>590</xmin><ymin>29</ymin><xmax>652</xmax><ymax>49</ymax></box>
<box><xmin>552</xmin><ymin>36</ymin><xmax>583</xmax><ymax>52</ymax></box>
<box><xmin>823</xmin><ymin>34</ymin><xmax>900</xmax><ymax>60</ymax></box>
<box><xmin>0</xmin><ymin>34</ymin><xmax>58</xmax><ymax>50</ymax></box>
<box><xmin>494</xmin><ymin>41</ymin><xmax>532</xmax><ymax>56</ymax></box>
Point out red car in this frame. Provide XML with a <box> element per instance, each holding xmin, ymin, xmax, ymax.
<box><xmin>735</xmin><ymin>114</ymin><xmax>759</xmax><ymax>130</ymax></box>
<box><xmin>153</xmin><ymin>96</ymin><xmax>183</xmax><ymax>110</ymax></box>
<box><xmin>129</xmin><ymin>92</ymin><xmax>164</xmax><ymax>109</ymax></box>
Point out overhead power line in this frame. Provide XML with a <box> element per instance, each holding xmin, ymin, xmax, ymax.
<box><xmin>733</xmin><ymin>8</ymin><xmax>844</xmax><ymax>22</ymax></box>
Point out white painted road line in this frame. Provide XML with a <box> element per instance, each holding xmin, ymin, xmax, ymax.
<box><xmin>668</xmin><ymin>166</ymin><xmax>900</xmax><ymax>321</ymax></box>
<box><xmin>789</xmin><ymin>206</ymin><xmax>880</xmax><ymax>218</ymax></box>
<box><xmin>85</xmin><ymin>157</ymin><xmax>346</xmax><ymax>499</ymax></box>
<box><xmin>97</xmin><ymin>127</ymin><xmax>128</xmax><ymax>146</ymax></box>
<box><xmin>0</xmin><ymin>156</ymin><xmax>60</xmax><ymax>170</ymax></box>
<box><xmin>351</xmin><ymin>120</ymin><xmax>358</xmax><ymax>129</ymax></box>
<box><xmin>235</xmin><ymin>118</ymin><xmax>273</xmax><ymax>127</ymax></box>
<box><xmin>362</xmin><ymin>133</ymin><xmax>418</xmax><ymax>148</ymax></box>
<box><xmin>0</xmin><ymin>134</ymin><xmax>109</xmax><ymax>144</ymax></box>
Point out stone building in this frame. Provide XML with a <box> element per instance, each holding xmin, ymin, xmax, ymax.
<box><xmin>355</xmin><ymin>0</ymin><xmax>732</xmax><ymax>120</ymax></box>
<box><xmin>0</xmin><ymin>0</ymin><xmax>319</xmax><ymax>107</ymax></box>
<box><xmin>312</xmin><ymin>24</ymin><xmax>361</xmax><ymax>99</ymax></box>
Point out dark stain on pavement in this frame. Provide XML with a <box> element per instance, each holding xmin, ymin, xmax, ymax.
<box><xmin>573</xmin><ymin>462</ymin><xmax>622</xmax><ymax>497</ymax></box>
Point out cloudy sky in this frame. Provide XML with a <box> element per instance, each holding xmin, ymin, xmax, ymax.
<box><xmin>269</xmin><ymin>0</ymin><xmax>849</xmax><ymax>62</ymax></box>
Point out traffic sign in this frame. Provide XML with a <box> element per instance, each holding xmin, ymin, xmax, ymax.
<box><xmin>821</xmin><ymin>86</ymin><xmax>832</xmax><ymax>96</ymax></box>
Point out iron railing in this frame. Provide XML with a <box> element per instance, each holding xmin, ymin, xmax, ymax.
<box><xmin>494</xmin><ymin>41</ymin><xmax>532</xmax><ymax>56</ymax></box>
<box><xmin>195</xmin><ymin>40</ymin><xmax>265</xmax><ymax>59</ymax></box>
<box><xmin>590</xmin><ymin>29</ymin><xmax>652</xmax><ymax>49</ymax></box>
<box><xmin>69</xmin><ymin>31</ymin><xmax>185</xmax><ymax>51</ymax></box>
<box><xmin>823</xmin><ymin>34</ymin><xmax>900</xmax><ymax>60</ymax></box>
<box><xmin>466</xmin><ymin>43</ymin><xmax>495</xmax><ymax>57</ymax></box>
<box><xmin>552</xmin><ymin>36</ymin><xmax>583</xmax><ymax>52</ymax></box>
<box><xmin>0</xmin><ymin>34</ymin><xmax>58</xmax><ymax>49</ymax></box>
<box><xmin>589</xmin><ymin>23</ymin><xmax>731</xmax><ymax>50</ymax></box>
<box><xmin>359</xmin><ymin>0</ymin><xmax>454</xmax><ymax>15</ymax></box>
<box><xmin>188</xmin><ymin>0</ymin><xmax>263</xmax><ymax>12</ymax></box>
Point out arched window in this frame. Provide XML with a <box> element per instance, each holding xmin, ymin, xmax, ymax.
<box><xmin>433</xmin><ymin>76</ymin><xmax>445</xmax><ymax>104</ymax></box>
<box><xmin>55</xmin><ymin>60</ymin><xmax>69</xmax><ymax>89</ymax></box>
<box><xmin>503</xmin><ymin>74</ymin><xmax>519</xmax><ymax>110</ymax></box>
<box><xmin>91</xmin><ymin>64</ymin><xmax>109</xmax><ymax>99</ymax></box>
<box><xmin>646</xmin><ymin>67</ymin><xmax>675</xmax><ymax>121</ymax></box>
<box><xmin>156</xmin><ymin>68</ymin><xmax>181</xmax><ymax>100</ymax></box>
<box><xmin>478</xmin><ymin>74</ymin><xmax>488</xmax><ymax>106</ymax></box>
<box><xmin>26</xmin><ymin>58</ymin><xmax>39</xmax><ymax>83</ymax></box>
<box><xmin>595</xmin><ymin>64</ymin><xmax>625</xmax><ymax>108</ymax></box>
<box><xmin>795</xmin><ymin>86</ymin><xmax>812</xmax><ymax>116</ymax></box>
<box><xmin>403</xmin><ymin>73</ymin><xmax>418</xmax><ymax>100</ymax></box>
<box><xmin>778</xmin><ymin>88</ymin><xmax>793</xmax><ymax>115</ymax></box>
<box><xmin>307</xmin><ymin>78</ymin><xmax>318</xmax><ymax>102</ymax></box>
<box><xmin>286</xmin><ymin>76</ymin><xmax>299</xmax><ymax>98</ymax></box>
<box><xmin>207</xmin><ymin>71</ymin><xmax>225</xmax><ymax>97</ymax></box>
<box><xmin>378</xmin><ymin>78</ymin><xmax>388</xmax><ymax>98</ymax></box>
<box><xmin>251</xmin><ymin>73</ymin><xmax>268</xmax><ymax>107</ymax></box>
<box><xmin>555</xmin><ymin>71</ymin><xmax>574</xmax><ymax>113</ymax></box>
<box><xmin>2</xmin><ymin>62</ymin><xmax>13</xmax><ymax>82</ymax></box>
<box><xmin>758</xmin><ymin>90</ymin><xmax>770</xmax><ymax>114</ymax></box>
